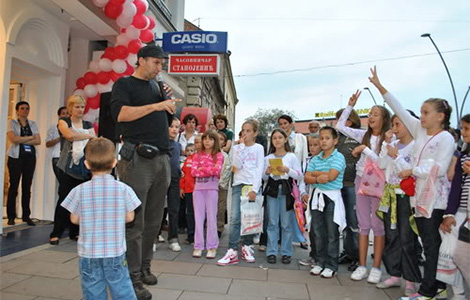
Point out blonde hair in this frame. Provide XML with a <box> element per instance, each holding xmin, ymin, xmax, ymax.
<box><xmin>66</xmin><ymin>95</ymin><xmax>86</xmax><ymax>115</ymax></box>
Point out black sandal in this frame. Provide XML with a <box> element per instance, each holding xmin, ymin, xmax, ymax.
<box><xmin>281</xmin><ymin>255</ymin><xmax>291</xmax><ymax>264</ymax></box>
<box><xmin>267</xmin><ymin>255</ymin><xmax>277</xmax><ymax>264</ymax></box>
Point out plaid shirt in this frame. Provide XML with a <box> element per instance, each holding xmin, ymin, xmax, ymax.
<box><xmin>61</xmin><ymin>174</ymin><xmax>141</xmax><ymax>258</ymax></box>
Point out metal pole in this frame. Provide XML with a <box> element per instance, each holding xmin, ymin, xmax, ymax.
<box><xmin>460</xmin><ymin>86</ymin><xmax>470</xmax><ymax>119</ymax></box>
<box><xmin>364</xmin><ymin>87</ymin><xmax>377</xmax><ymax>106</ymax></box>
<box><xmin>421</xmin><ymin>33</ymin><xmax>460</xmax><ymax>126</ymax></box>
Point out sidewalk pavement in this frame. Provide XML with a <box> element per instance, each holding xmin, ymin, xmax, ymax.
<box><xmin>1</xmin><ymin>228</ymin><xmax>403</xmax><ymax>300</ymax></box>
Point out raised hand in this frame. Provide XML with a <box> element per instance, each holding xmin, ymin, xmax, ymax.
<box><xmin>368</xmin><ymin>66</ymin><xmax>388</xmax><ymax>95</ymax></box>
<box><xmin>348</xmin><ymin>89</ymin><xmax>361</xmax><ymax>107</ymax></box>
<box><xmin>384</xmin><ymin>130</ymin><xmax>393</xmax><ymax>144</ymax></box>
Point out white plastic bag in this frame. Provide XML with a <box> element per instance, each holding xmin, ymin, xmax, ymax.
<box><xmin>240</xmin><ymin>186</ymin><xmax>263</xmax><ymax>236</ymax></box>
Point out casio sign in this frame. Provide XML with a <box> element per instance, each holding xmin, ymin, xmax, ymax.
<box><xmin>171</xmin><ymin>33</ymin><xmax>218</xmax><ymax>44</ymax></box>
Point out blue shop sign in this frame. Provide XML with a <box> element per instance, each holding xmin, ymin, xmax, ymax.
<box><xmin>162</xmin><ymin>31</ymin><xmax>228</xmax><ymax>53</ymax></box>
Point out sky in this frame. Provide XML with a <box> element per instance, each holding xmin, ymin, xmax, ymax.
<box><xmin>184</xmin><ymin>0</ymin><xmax>470</xmax><ymax>134</ymax></box>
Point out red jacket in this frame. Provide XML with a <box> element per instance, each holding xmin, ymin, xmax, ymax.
<box><xmin>180</xmin><ymin>154</ymin><xmax>195</xmax><ymax>193</ymax></box>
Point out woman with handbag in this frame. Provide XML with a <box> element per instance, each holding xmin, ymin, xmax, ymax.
<box><xmin>49</xmin><ymin>95</ymin><xmax>95</xmax><ymax>245</ymax></box>
<box><xmin>440</xmin><ymin>114</ymin><xmax>470</xmax><ymax>299</ymax></box>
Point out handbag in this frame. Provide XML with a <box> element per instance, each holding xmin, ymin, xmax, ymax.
<box><xmin>65</xmin><ymin>153</ymin><xmax>91</xmax><ymax>180</ymax></box>
<box><xmin>358</xmin><ymin>158</ymin><xmax>385</xmax><ymax>198</ymax></box>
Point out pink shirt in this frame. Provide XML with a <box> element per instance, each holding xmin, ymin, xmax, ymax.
<box><xmin>191</xmin><ymin>151</ymin><xmax>224</xmax><ymax>190</ymax></box>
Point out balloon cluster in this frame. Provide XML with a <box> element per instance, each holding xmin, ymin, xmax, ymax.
<box><xmin>73</xmin><ymin>0</ymin><xmax>155</xmax><ymax>127</ymax></box>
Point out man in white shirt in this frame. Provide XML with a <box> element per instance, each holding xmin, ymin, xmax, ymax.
<box><xmin>45</xmin><ymin>106</ymin><xmax>68</xmax><ymax>180</ymax></box>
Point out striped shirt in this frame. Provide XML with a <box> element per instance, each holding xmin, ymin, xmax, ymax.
<box><xmin>61</xmin><ymin>174</ymin><xmax>141</xmax><ymax>258</ymax></box>
<box><xmin>307</xmin><ymin>149</ymin><xmax>346</xmax><ymax>190</ymax></box>
<box><xmin>460</xmin><ymin>153</ymin><xmax>469</xmax><ymax>209</ymax></box>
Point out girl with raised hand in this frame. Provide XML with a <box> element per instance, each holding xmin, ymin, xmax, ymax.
<box><xmin>376</xmin><ymin>112</ymin><xmax>421</xmax><ymax>297</ymax></box>
<box><xmin>190</xmin><ymin>130</ymin><xmax>224</xmax><ymax>259</ymax></box>
<box><xmin>263</xmin><ymin>129</ymin><xmax>302</xmax><ymax>264</ymax></box>
<box><xmin>369</xmin><ymin>66</ymin><xmax>454</xmax><ymax>300</ymax></box>
<box><xmin>336</xmin><ymin>90</ymin><xmax>391</xmax><ymax>284</ymax></box>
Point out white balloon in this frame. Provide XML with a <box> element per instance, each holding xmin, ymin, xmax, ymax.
<box><xmin>84</xmin><ymin>84</ymin><xmax>98</xmax><ymax>98</ymax></box>
<box><xmin>98</xmin><ymin>58</ymin><xmax>113</xmax><ymax>72</ymax></box>
<box><xmin>103</xmin><ymin>81</ymin><xmax>114</xmax><ymax>93</ymax></box>
<box><xmin>89</xmin><ymin>60</ymin><xmax>100</xmax><ymax>73</ymax></box>
<box><xmin>126</xmin><ymin>53</ymin><xmax>137</xmax><ymax>67</ymax></box>
<box><xmin>96</xmin><ymin>83</ymin><xmax>108</xmax><ymax>94</ymax></box>
<box><xmin>121</xmin><ymin>1</ymin><xmax>137</xmax><ymax>18</ymax></box>
<box><xmin>141</xmin><ymin>0</ymin><xmax>149</xmax><ymax>12</ymax></box>
<box><xmin>92</xmin><ymin>0</ymin><xmax>109</xmax><ymax>8</ymax></box>
<box><xmin>116</xmin><ymin>15</ymin><xmax>133</xmax><ymax>29</ymax></box>
<box><xmin>112</xmin><ymin>59</ymin><xmax>127</xmax><ymax>74</ymax></box>
<box><xmin>125</xmin><ymin>26</ymin><xmax>140</xmax><ymax>40</ymax></box>
<box><xmin>116</xmin><ymin>33</ymin><xmax>130</xmax><ymax>46</ymax></box>
<box><xmin>73</xmin><ymin>89</ymin><xmax>85</xmax><ymax>97</ymax></box>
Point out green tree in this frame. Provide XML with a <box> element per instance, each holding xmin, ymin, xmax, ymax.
<box><xmin>246</xmin><ymin>108</ymin><xmax>296</xmax><ymax>136</ymax></box>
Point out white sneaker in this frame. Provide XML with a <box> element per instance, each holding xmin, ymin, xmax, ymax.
<box><xmin>158</xmin><ymin>235</ymin><xmax>165</xmax><ymax>243</ymax></box>
<box><xmin>241</xmin><ymin>245</ymin><xmax>255</xmax><ymax>263</ymax></box>
<box><xmin>376</xmin><ymin>276</ymin><xmax>401</xmax><ymax>289</ymax></box>
<box><xmin>206</xmin><ymin>249</ymin><xmax>217</xmax><ymax>259</ymax></box>
<box><xmin>152</xmin><ymin>243</ymin><xmax>157</xmax><ymax>252</ymax></box>
<box><xmin>310</xmin><ymin>265</ymin><xmax>324</xmax><ymax>276</ymax></box>
<box><xmin>320</xmin><ymin>268</ymin><xmax>336</xmax><ymax>278</ymax></box>
<box><xmin>351</xmin><ymin>266</ymin><xmax>368</xmax><ymax>281</ymax></box>
<box><xmin>169</xmin><ymin>242</ymin><xmax>181</xmax><ymax>252</ymax></box>
<box><xmin>253</xmin><ymin>233</ymin><xmax>260</xmax><ymax>244</ymax></box>
<box><xmin>192</xmin><ymin>249</ymin><xmax>202</xmax><ymax>258</ymax></box>
<box><xmin>217</xmin><ymin>249</ymin><xmax>239</xmax><ymax>266</ymax></box>
<box><xmin>367</xmin><ymin>267</ymin><xmax>382</xmax><ymax>284</ymax></box>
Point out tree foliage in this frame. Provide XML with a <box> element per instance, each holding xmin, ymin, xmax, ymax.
<box><xmin>245</xmin><ymin>108</ymin><xmax>296</xmax><ymax>136</ymax></box>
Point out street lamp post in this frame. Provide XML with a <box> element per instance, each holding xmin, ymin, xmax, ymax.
<box><xmin>461</xmin><ymin>86</ymin><xmax>470</xmax><ymax>118</ymax></box>
<box><xmin>421</xmin><ymin>33</ymin><xmax>460</xmax><ymax>125</ymax></box>
<box><xmin>363</xmin><ymin>87</ymin><xmax>377</xmax><ymax>106</ymax></box>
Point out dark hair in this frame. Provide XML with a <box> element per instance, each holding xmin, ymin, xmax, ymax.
<box><xmin>85</xmin><ymin>137</ymin><xmax>116</xmax><ymax>172</ymax></box>
<box><xmin>362</xmin><ymin>105</ymin><xmax>391</xmax><ymax>153</ymax></box>
<box><xmin>183</xmin><ymin>113</ymin><xmax>199</xmax><ymax>126</ymax></box>
<box><xmin>170</xmin><ymin>116</ymin><xmax>180</xmax><ymax>125</ymax></box>
<box><xmin>213</xmin><ymin>114</ymin><xmax>229</xmax><ymax>130</ymax></box>
<box><xmin>319</xmin><ymin>126</ymin><xmax>338</xmax><ymax>139</ymax></box>
<box><xmin>201</xmin><ymin>129</ymin><xmax>221</xmax><ymax>159</ymax></box>
<box><xmin>185</xmin><ymin>143</ymin><xmax>195</xmax><ymax>150</ymax></box>
<box><xmin>268</xmin><ymin>129</ymin><xmax>292</xmax><ymax>154</ymax></box>
<box><xmin>218</xmin><ymin>131</ymin><xmax>228</xmax><ymax>143</ymax></box>
<box><xmin>277</xmin><ymin>114</ymin><xmax>293</xmax><ymax>124</ymax></box>
<box><xmin>57</xmin><ymin>106</ymin><xmax>67</xmax><ymax>116</ymax></box>
<box><xmin>462</xmin><ymin>114</ymin><xmax>470</xmax><ymax>155</ymax></box>
<box><xmin>335</xmin><ymin>108</ymin><xmax>361</xmax><ymax>129</ymax></box>
<box><xmin>15</xmin><ymin>101</ymin><xmax>30</xmax><ymax>111</ymax></box>
<box><xmin>391</xmin><ymin>109</ymin><xmax>420</xmax><ymax>123</ymax></box>
<box><xmin>423</xmin><ymin>98</ymin><xmax>452</xmax><ymax>131</ymax></box>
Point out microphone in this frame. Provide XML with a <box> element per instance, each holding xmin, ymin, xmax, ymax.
<box><xmin>156</xmin><ymin>74</ymin><xmax>170</xmax><ymax>100</ymax></box>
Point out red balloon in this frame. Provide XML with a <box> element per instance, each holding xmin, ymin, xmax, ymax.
<box><xmin>139</xmin><ymin>29</ymin><xmax>154</xmax><ymax>43</ymax></box>
<box><xmin>114</xmin><ymin>45</ymin><xmax>129</xmax><ymax>60</ymax></box>
<box><xmin>84</xmin><ymin>72</ymin><xmax>98</xmax><ymax>85</ymax></box>
<box><xmin>104</xmin><ymin>2</ymin><xmax>123</xmax><ymax>19</ymax></box>
<box><xmin>109</xmin><ymin>0</ymin><xmax>125</xmax><ymax>4</ymax></box>
<box><xmin>93</xmin><ymin>122</ymin><xmax>99</xmax><ymax>135</ymax></box>
<box><xmin>148</xmin><ymin>16</ymin><xmax>156</xmax><ymax>30</ymax></box>
<box><xmin>125</xmin><ymin>63</ymin><xmax>134</xmax><ymax>75</ymax></box>
<box><xmin>84</xmin><ymin>104</ymin><xmax>90</xmax><ymax>115</ymax></box>
<box><xmin>110</xmin><ymin>71</ymin><xmax>122</xmax><ymax>82</ymax></box>
<box><xmin>97</xmin><ymin>71</ymin><xmax>111</xmax><ymax>84</ymax></box>
<box><xmin>87</xmin><ymin>94</ymin><xmax>101</xmax><ymax>109</ymax></box>
<box><xmin>102</xmin><ymin>47</ymin><xmax>116</xmax><ymax>60</ymax></box>
<box><xmin>128</xmin><ymin>39</ymin><xmax>142</xmax><ymax>54</ymax></box>
<box><xmin>76</xmin><ymin>77</ymin><xmax>86</xmax><ymax>89</ymax></box>
<box><xmin>134</xmin><ymin>0</ymin><xmax>147</xmax><ymax>14</ymax></box>
<box><xmin>132</xmin><ymin>14</ymin><xmax>149</xmax><ymax>29</ymax></box>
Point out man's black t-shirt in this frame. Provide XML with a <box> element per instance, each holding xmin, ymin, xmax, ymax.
<box><xmin>111</xmin><ymin>76</ymin><xmax>170</xmax><ymax>152</ymax></box>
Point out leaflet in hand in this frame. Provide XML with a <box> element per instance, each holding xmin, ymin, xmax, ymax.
<box><xmin>269</xmin><ymin>158</ymin><xmax>285</xmax><ymax>176</ymax></box>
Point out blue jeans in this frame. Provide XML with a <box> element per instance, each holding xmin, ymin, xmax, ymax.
<box><xmin>341</xmin><ymin>186</ymin><xmax>358</xmax><ymax>260</ymax></box>
<box><xmin>311</xmin><ymin>197</ymin><xmax>339</xmax><ymax>271</ymax></box>
<box><xmin>79</xmin><ymin>254</ymin><xmax>136</xmax><ymax>300</ymax></box>
<box><xmin>266</xmin><ymin>195</ymin><xmax>293</xmax><ymax>256</ymax></box>
<box><xmin>228</xmin><ymin>185</ymin><xmax>255</xmax><ymax>250</ymax></box>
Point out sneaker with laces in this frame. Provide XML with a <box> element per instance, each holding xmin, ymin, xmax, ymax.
<box><xmin>217</xmin><ymin>249</ymin><xmax>239</xmax><ymax>266</ymax></box>
<box><xmin>169</xmin><ymin>242</ymin><xmax>181</xmax><ymax>252</ymax></box>
<box><xmin>320</xmin><ymin>268</ymin><xmax>336</xmax><ymax>278</ymax></box>
<box><xmin>206</xmin><ymin>249</ymin><xmax>217</xmax><ymax>259</ymax></box>
<box><xmin>192</xmin><ymin>249</ymin><xmax>202</xmax><ymax>258</ymax></box>
<box><xmin>241</xmin><ymin>245</ymin><xmax>255</xmax><ymax>263</ymax></box>
<box><xmin>310</xmin><ymin>265</ymin><xmax>324</xmax><ymax>276</ymax></box>
<box><xmin>367</xmin><ymin>267</ymin><xmax>382</xmax><ymax>284</ymax></box>
<box><xmin>376</xmin><ymin>276</ymin><xmax>401</xmax><ymax>289</ymax></box>
<box><xmin>434</xmin><ymin>288</ymin><xmax>447</xmax><ymax>300</ymax></box>
<box><xmin>351</xmin><ymin>266</ymin><xmax>368</xmax><ymax>281</ymax></box>
<box><xmin>299</xmin><ymin>257</ymin><xmax>315</xmax><ymax>267</ymax></box>
<box><xmin>405</xmin><ymin>281</ymin><xmax>418</xmax><ymax>296</ymax></box>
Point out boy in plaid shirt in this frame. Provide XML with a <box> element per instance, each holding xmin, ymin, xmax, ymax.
<box><xmin>62</xmin><ymin>137</ymin><xmax>141</xmax><ymax>300</ymax></box>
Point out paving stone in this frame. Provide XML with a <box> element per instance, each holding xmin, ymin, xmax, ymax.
<box><xmin>146</xmin><ymin>287</ymin><xmax>182</xmax><ymax>300</ymax></box>
<box><xmin>150</xmin><ymin>259</ymin><xmax>202</xmax><ymax>275</ymax></box>
<box><xmin>156</xmin><ymin>273</ymin><xmax>231</xmax><ymax>294</ymax></box>
<box><xmin>0</xmin><ymin>258</ymin><xmax>32</xmax><ymax>272</ymax></box>
<box><xmin>18</xmin><ymin>250</ymin><xmax>77</xmax><ymax>263</ymax></box>
<box><xmin>10</xmin><ymin>260</ymin><xmax>79</xmax><ymax>279</ymax></box>
<box><xmin>179</xmin><ymin>291</ymin><xmax>266</xmax><ymax>300</ymax></box>
<box><xmin>197</xmin><ymin>264</ymin><xmax>267</xmax><ymax>281</ymax></box>
<box><xmin>0</xmin><ymin>292</ymin><xmax>36</xmax><ymax>300</ymax></box>
<box><xmin>0</xmin><ymin>272</ymin><xmax>31</xmax><ymax>289</ymax></box>
<box><xmin>228</xmin><ymin>279</ymin><xmax>309</xmax><ymax>299</ymax></box>
<box><xmin>307</xmin><ymin>284</ymin><xmax>391</xmax><ymax>300</ymax></box>
<box><xmin>268</xmin><ymin>268</ymin><xmax>341</xmax><ymax>285</ymax></box>
<box><xmin>2</xmin><ymin>276</ymin><xmax>82</xmax><ymax>300</ymax></box>
<box><xmin>336</xmin><ymin>271</ymin><xmax>378</xmax><ymax>288</ymax></box>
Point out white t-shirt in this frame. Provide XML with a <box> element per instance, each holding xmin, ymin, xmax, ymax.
<box><xmin>379</xmin><ymin>140</ymin><xmax>415</xmax><ymax>191</ymax></box>
<box><xmin>231</xmin><ymin>143</ymin><xmax>265</xmax><ymax>194</ymax></box>
<box><xmin>262</xmin><ymin>152</ymin><xmax>303</xmax><ymax>182</ymax></box>
<box><xmin>46</xmin><ymin>124</ymin><xmax>61</xmax><ymax>158</ymax></box>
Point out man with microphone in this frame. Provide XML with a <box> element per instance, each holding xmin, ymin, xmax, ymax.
<box><xmin>111</xmin><ymin>44</ymin><xmax>180</xmax><ymax>300</ymax></box>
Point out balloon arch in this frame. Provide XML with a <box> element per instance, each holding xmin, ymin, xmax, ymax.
<box><xmin>73</xmin><ymin>0</ymin><xmax>156</xmax><ymax>129</ymax></box>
